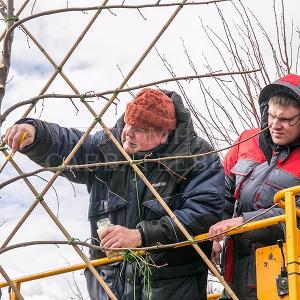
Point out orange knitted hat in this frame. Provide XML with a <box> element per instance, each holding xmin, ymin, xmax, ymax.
<box><xmin>124</xmin><ymin>89</ymin><xmax>176</xmax><ymax>130</ymax></box>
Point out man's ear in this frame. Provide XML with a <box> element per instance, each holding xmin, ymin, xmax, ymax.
<box><xmin>160</xmin><ymin>131</ymin><xmax>169</xmax><ymax>144</ymax></box>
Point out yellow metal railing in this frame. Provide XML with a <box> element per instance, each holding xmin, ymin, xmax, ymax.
<box><xmin>1</xmin><ymin>185</ymin><xmax>300</xmax><ymax>299</ymax></box>
<box><xmin>274</xmin><ymin>186</ymin><xmax>300</xmax><ymax>300</ymax></box>
<box><xmin>207</xmin><ymin>293</ymin><xmax>221</xmax><ymax>299</ymax></box>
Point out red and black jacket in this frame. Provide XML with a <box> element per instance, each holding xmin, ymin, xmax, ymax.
<box><xmin>224</xmin><ymin>74</ymin><xmax>300</xmax><ymax>245</ymax></box>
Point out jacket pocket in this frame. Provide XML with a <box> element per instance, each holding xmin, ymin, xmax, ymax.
<box><xmin>231</xmin><ymin>160</ymin><xmax>258</xmax><ymax>198</ymax></box>
<box><xmin>266</xmin><ymin>167</ymin><xmax>300</xmax><ymax>189</ymax></box>
<box><xmin>142</xmin><ymin>193</ymin><xmax>182</xmax><ymax>220</ymax></box>
<box><xmin>246</xmin><ymin>252</ymin><xmax>257</xmax><ymax>289</ymax></box>
<box><xmin>88</xmin><ymin>194</ymin><xmax>128</xmax><ymax>220</ymax></box>
<box><xmin>257</xmin><ymin>168</ymin><xmax>300</xmax><ymax>208</ymax></box>
<box><xmin>88</xmin><ymin>195</ymin><xmax>128</xmax><ymax>259</ymax></box>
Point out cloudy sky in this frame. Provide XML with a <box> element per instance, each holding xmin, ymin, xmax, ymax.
<box><xmin>0</xmin><ymin>0</ymin><xmax>299</xmax><ymax>299</ymax></box>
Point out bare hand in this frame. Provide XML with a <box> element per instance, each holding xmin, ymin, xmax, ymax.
<box><xmin>5</xmin><ymin>124</ymin><xmax>36</xmax><ymax>152</ymax></box>
<box><xmin>211</xmin><ymin>240</ymin><xmax>222</xmax><ymax>265</ymax></box>
<box><xmin>208</xmin><ymin>217</ymin><xmax>243</xmax><ymax>242</ymax></box>
<box><xmin>100</xmin><ymin>225</ymin><xmax>141</xmax><ymax>249</ymax></box>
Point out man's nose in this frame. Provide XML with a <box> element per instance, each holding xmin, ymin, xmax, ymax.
<box><xmin>271</xmin><ymin>117</ymin><xmax>282</xmax><ymax>128</ymax></box>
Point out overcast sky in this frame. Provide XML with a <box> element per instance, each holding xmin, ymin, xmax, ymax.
<box><xmin>0</xmin><ymin>0</ymin><xmax>299</xmax><ymax>299</ymax></box>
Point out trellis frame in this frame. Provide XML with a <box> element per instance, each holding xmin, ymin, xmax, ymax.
<box><xmin>0</xmin><ymin>0</ymin><xmax>273</xmax><ymax>299</ymax></box>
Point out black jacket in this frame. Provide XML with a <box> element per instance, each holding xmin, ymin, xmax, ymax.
<box><xmin>20</xmin><ymin>90</ymin><xmax>224</xmax><ymax>283</ymax></box>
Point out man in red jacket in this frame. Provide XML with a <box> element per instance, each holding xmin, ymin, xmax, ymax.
<box><xmin>209</xmin><ymin>74</ymin><xmax>300</xmax><ymax>300</ymax></box>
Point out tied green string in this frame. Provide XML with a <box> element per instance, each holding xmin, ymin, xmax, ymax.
<box><xmin>187</xmin><ymin>238</ymin><xmax>196</xmax><ymax>244</ymax></box>
<box><xmin>113</xmin><ymin>89</ymin><xmax>119</xmax><ymax>98</ymax></box>
<box><xmin>0</xmin><ymin>145</ymin><xmax>8</xmax><ymax>152</ymax></box>
<box><xmin>57</xmin><ymin>157</ymin><xmax>66</xmax><ymax>172</ymax></box>
<box><xmin>122</xmin><ymin>250</ymin><xmax>152</xmax><ymax>300</ymax></box>
<box><xmin>68</xmin><ymin>237</ymin><xmax>75</xmax><ymax>245</ymax></box>
<box><xmin>5</xmin><ymin>16</ymin><xmax>19</xmax><ymax>22</ymax></box>
<box><xmin>79</xmin><ymin>95</ymin><xmax>86</xmax><ymax>103</ymax></box>
<box><xmin>132</xmin><ymin>154</ymin><xmax>141</xmax><ymax>223</ymax></box>
<box><xmin>58</xmin><ymin>164</ymin><xmax>66</xmax><ymax>172</ymax></box>
<box><xmin>144</xmin><ymin>253</ymin><xmax>151</xmax><ymax>300</ymax></box>
<box><xmin>56</xmin><ymin>66</ymin><xmax>62</xmax><ymax>72</ymax></box>
<box><xmin>133</xmin><ymin>262</ymin><xmax>137</xmax><ymax>300</ymax></box>
<box><xmin>36</xmin><ymin>195</ymin><xmax>44</xmax><ymax>202</ymax></box>
<box><xmin>122</xmin><ymin>249</ymin><xmax>135</xmax><ymax>263</ymax></box>
<box><xmin>68</xmin><ymin>237</ymin><xmax>79</xmax><ymax>245</ymax></box>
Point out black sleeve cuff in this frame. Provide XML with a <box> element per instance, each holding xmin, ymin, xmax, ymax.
<box><xmin>137</xmin><ymin>226</ymin><xmax>146</xmax><ymax>247</ymax></box>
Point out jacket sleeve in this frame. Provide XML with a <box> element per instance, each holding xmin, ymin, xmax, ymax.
<box><xmin>18</xmin><ymin>118</ymin><xmax>105</xmax><ymax>184</ymax></box>
<box><xmin>223</xmin><ymin>174</ymin><xmax>236</xmax><ymax>219</ymax></box>
<box><xmin>222</xmin><ymin>135</ymin><xmax>241</xmax><ymax>220</ymax></box>
<box><xmin>240</xmin><ymin>205</ymin><xmax>294</xmax><ymax>243</ymax></box>
<box><xmin>137</xmin><ymin>154</ymin><xmax>225</xmax><ymax>246</ymax></box>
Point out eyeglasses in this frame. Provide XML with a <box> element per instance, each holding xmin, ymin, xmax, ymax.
<box><xmin>268</xmin><ymin>112</ymin><xmax>300</xmax><ymax>126</ymax></box>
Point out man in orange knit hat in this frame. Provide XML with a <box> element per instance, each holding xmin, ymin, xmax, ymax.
<box><xmin>6</xmin><ymin>89</ymin><xmax>224</xmax><ymax>300</ymax></box>
<box><xmin>122</xmin><ymin>89</ymin><xmax>176</xmax><ymax>154</ymax></box>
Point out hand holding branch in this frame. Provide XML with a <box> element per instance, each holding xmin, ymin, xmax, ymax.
<box><xmin>99</xmin><ymin>225</ymin><xmax>142</xmax><ymax>249</ymax></box>
<box><xmin>5</xmin><ymin>124</ymin><xmax>36</xmax><ymax>152</ymax></box>
<box><xmin>208</xmin><ymin>217</ymin><xmax>244</xmax><ymax>242</ymax></box>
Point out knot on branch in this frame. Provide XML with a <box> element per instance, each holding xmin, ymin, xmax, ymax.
<box><xmin>56</xmin><ymin>66</ymin><xmax>62</xmax><ymax>73</ymax></box>
<box><xmin>94</xmin><ymin>117</ymin><xmax>101</xmax><ymax>123</ymax></box>
<box><xmin>5</xmin><ymin>15</ymin><xmax>19</xmax><ymax>23</ymax></box>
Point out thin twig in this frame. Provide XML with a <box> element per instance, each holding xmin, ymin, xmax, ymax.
<box><xmin>0</xmin><ymin>127</ymin><xmax>268</xmax><ymax>189</ymax></box>
<box><xmin>0</xmin><ymin>69</ymin><xmax>260</xmax><ymax>124</ymax></box>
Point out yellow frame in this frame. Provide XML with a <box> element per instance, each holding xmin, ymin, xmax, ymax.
<box><xmin>1</xmin><ymin>185</ymin><xmax>299</xmax><ymax>299</ymax></box>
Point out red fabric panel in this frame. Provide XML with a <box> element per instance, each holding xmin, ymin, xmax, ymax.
<box><xmin>223</xmin><ymin>129</ymin><xmax>265</xmax><ymax>176</ymax></box>
<box><xmin>280</xmin><ymin>74</ymin><xmax>300</xmax><ymax>86</ymax></box>
<box><xmin>224</xmin><ymin>238</ymin><xmax>234</xmax><ymax>283</ymax></box>
<box><xmin>277</xmin><ymin>147</ymin><xmax>300</xmax><ymax>179</ymax></box>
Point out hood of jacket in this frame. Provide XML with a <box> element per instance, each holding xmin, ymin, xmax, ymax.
<box><xmin>258</xmin><ymin>74</ymin><xmax>300</xmax><ymax>162</ymax></box>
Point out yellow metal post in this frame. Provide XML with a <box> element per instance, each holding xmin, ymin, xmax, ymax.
<box><xmin>0</xmin><ymin>216</ymin><xmax>286</xmax><ymax>290</ymax></box>
<box><xmin>0</xmin><ymin>186</ymin><xmax>300</xmax><ymax>299</ymax></box>
<box><xmin>284</xmin><ymin>191</ymin><xmax>300</xmax><ymax>300</ymax></box>
<box><xmin>256</xmin><ymin>244</ymin><xmax>289</xmax><ymax>300</ymax></box>
<box><xmin>9</xmin><ymin>281</ymin><xmax>21</xmax><ymax>300</ymax></box>
<box><xmin>207</xmin><ymin>293</ymin><xmax>221</xmax><ymax>299</ymax></box>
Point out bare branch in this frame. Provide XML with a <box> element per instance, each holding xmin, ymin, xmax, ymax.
<box><xmin>0</xmin><ymin>127</ymin><xmax>267</xmax><ymax>189</ymax></box>
<box><xmin>0</xmin><ymin>70</ymin><xmax>260</xmax><ymax>124</ymax></box>
<box><xmin>0</xmin><ymin>0</ymin><xmax>14</xmax><ymax>114</ymax></box>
